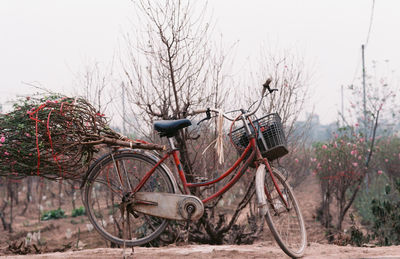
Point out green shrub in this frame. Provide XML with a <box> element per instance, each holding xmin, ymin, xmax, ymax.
<box><xmin>353</xmin><ymin>173</ymin><xmax>391</xmax><ymax>225</ymax></box>
<box><xmin>71</xmin><ymin>206</ymin><xmax>86</xmax><ymax>217</ymax></box>
<box><xmin>370</xmin><ymin>180</ymin><xmax>400</xmax><ymax>246</ymax></box>
<box><xmin>349</xmin><ymin>213</ymin><xmax>369</xmax><ymax>246</ymax></box>
<box><xmin>41</xmin><ymin>208</ymin><xmax>67</xmax><ymax>221</ymax></box>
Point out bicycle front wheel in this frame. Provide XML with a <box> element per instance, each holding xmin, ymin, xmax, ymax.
<box><xmin>262</xmin><ymin>167</ymin><xmax>307</xmax><ymax>258</ymax></box>
<box><xmin>83</xmin><ymin>151</ymin><xmax>175</xmax><ymax>246</ymax></box>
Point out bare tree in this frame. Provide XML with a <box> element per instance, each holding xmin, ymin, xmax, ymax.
<box><xmin>253</xmin><ymin>48</ymin><xmax>312</xmax><ymax>143</ymax></box>
<box><xmin>241</xmin><ymin>48</ymin><xmax>313</xmax><ymax>188</ymax></box>
<box><xmin>73</xmin><ymin>61</ymin><xmax>116</xmax><ymax>114</ymax></box>
<box><xmin>122</xmin><ymin>0</ymin><xmax>230</xmax><ymax>179</ymax></box>
<box><xmin>120</xmin><ymin>0</ymin><xmax>273</xmax><ymax>244</ymax></box>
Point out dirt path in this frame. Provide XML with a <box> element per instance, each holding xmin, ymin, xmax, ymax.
<box><xmin>2</xmin><ymin>242</ymin><xmax>400</xmax><ymax>259</ymax></box>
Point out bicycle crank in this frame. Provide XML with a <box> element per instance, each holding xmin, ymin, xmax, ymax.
<box><xmin>131</xmin><ymin>192</ymin><xmax>204</xmax><ymax>221</ymax></box>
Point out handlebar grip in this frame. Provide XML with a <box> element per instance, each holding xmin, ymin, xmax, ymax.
<box><xmin>263</xmin><ymin>78</ymin><xmax>273</xmax><ymax>94</ymax></box>
<box><xmin>188</xmin><ymin>109</ymin><xmax>208</xmax><ymax>116</ymax></box>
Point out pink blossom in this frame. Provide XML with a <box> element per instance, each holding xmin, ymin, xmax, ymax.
<box><xmin>359</xmin><ymin>138</ymin><xmax>365</xmax><ymax>143</ymax></box>
<box><xmin>358</xmin><ymin>156</ymin><xmax>362</xmax><ymax>160</ymax></box>
<box><xmin>295</xmin><ymin>158</ymin><xmax>299</xmax><ymax>163</ymax></box>
<box><xmin>334</xmin><ymin>134</ymin><xmax>339</xmax><ymax>139</ymax></box>
<box><xmin>352</xmin><ymin>162</ymin><xmax>358</xmax><ymax>167</ymax></box>
<box><xmin>0</xmin><ymin>144</ymin><xmax>2</xmax><ymax>147</ymax></box>
<box><xmin>334</xmin><ymin>142</ymin><xmax>338</xmax><ymax>148</ymax></box>
<box><xmin>322</xmin><ymin>145</ymin><xmax>328</xmax><ymax>149</ymax></box>
<box><xmin>0</xmin><ymin>136</ymin><xmax>5</xmax><ymax>143</ymax></box>
<box><xmin>377</xmin><ymin>170</ymin><xmax>383</xmax><ymax>175</ymax></box>
<box><xmin>355</xmin><ymin>123</ymin><xmax>359</xmax><ymax>127</ymax></box>
<box><xmin>25</xmin><ymin>133</ymin><xmax>31</xmax><ymax>137</ymax></box>
<box><xmin>4</xmin><ymin>151</ymin><xmax>9</xmax><ymax>156</ymax></box>
<box><xmin>385</xmin><ymin>159</ymin><xmax>389</xmax><ymax>163</ymax></box>
<box><xmin>351</xmin><ymin>150</ymin><xmax>357</xmax><ymax>156</ymax></box>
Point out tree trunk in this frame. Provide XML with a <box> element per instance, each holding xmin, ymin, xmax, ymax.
<box><xmin>58</xmin><ymin>181</ymin><xmax>62</xmax><ymax>210</ymax></box>
<box><xmin>8</xmin><ymin>181</ymin><xmax>14</xmax><ymax>233</ymax></box>
<box><xmin>320</xmin><ymin>188</ymin><xmax>332</xmax><ymax>228</ymax></box>
<box><xmin>21</xmin><ymin>178</ymin><xmax>32</xmax><ymax>216</ymax></box>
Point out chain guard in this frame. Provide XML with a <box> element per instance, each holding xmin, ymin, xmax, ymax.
<box><xmin>132</xmin><ymin>192</ymin><xmax>204</xmax><ymax>221</ymax></box>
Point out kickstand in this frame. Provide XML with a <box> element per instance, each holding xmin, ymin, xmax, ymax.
<box><xmin>184</xmin><ymin>206</ymin><xmax>194</xmax><ymax>244</ymax></box>
<box><xmin>184</xmin><ymin>219</ymin><xmax>190</xmax><ymax>244</ymax></box>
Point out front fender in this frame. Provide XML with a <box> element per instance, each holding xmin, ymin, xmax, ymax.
<box><xmin>255</xmin><ymin>164</ymin><xmax>267</xmax><ymax>216</ymax></box>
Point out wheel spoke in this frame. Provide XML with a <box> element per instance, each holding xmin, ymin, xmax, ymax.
<box><xmin>84</xmin><ymin>152</ymin><xmax>174</xmax><ymax>246</ymax></box>
<box><xmin>263</xmin><ymin>167</ymin><xmax>306</xmax><ymax>257</ymax></box>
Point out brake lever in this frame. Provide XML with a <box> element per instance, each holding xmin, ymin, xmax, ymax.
<box><xmin>197</xmin><ymin>108</ymin><xmax>212</xmax><ymax>125</ymax></box>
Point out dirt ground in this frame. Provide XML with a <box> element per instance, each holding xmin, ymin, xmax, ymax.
<box><xmin>1</xmin><ymin>175</ymin><xmax>399</xmax><ymax>258</ymax></box>
<box><xmin>2</xmin><ymin>242</ymin><xmax>400</xmax><ymax>259</ymax></box>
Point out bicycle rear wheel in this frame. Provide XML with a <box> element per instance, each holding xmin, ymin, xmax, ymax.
<box><xmin>83</xmin><ymin>151</ymin><xmax>175</xmax><ymax>246</ymax></box>
<box><xmin>262</xmin><ymin>167</ymin><xmax>307</xmax><ymax>258</ymax></box>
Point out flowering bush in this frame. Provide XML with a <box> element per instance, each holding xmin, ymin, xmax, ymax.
<box><xmin>313</xmin><ymin>126</ymin><xmax>375</xmax><ymax>229</ymax></box>
<box><xmin>314</xmin><ymin>128</ymin><xmax>367</xmax><ymax>184</ymax></box>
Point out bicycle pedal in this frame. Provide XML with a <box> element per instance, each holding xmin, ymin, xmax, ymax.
<box><xmin>131</xmin><ymin>211</ymin><xmax>139</xmax><ymax>218</ymax></box>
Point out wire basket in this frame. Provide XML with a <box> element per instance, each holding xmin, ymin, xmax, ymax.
<box><xmin>229</xmin><ymin>113</ymin><xmax>289</xmax><ymax>161</ymax></box>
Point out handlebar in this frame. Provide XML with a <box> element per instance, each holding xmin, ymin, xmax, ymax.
<box><xmin>189</xmin><ymin>78</ymin><xmax>277</xmax><ymax>122</ymax></box>
<box><xmin>187</xmin><ymin>108</ymin><xmax>236</xmax><ymax>121</ymax></box>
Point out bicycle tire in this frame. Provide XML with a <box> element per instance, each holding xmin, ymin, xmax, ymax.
<box><xmin>83</xmin><ymin>151</ymin><xmax>175</xmax><ymax>246</ymax></box>
<box><xmin>261</xmin><ymin>167</ymin><xmax>307</xmax><ymax>258</ymax></box>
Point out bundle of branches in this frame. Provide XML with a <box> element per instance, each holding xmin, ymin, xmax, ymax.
<box><xmin>0</xmin><ymin>95</ymin><xmax>163</xmax><ymax>180</ymax></box>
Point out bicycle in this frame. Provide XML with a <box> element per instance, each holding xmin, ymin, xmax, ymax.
<box><xmin>82</xmin><ymin>79</ymin><xmax>307</xmax><ymax>258</ymax></box>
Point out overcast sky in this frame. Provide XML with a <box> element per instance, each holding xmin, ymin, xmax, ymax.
<box><xmin>1</xmin><ymin>0</ymin><xmax>399</xmax><ymax>124</ymax></box>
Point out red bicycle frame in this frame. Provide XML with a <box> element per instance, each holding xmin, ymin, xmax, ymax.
<box><xmin>132</xmin><ymin>133</ymin><xmax>287</xmax><ymax>206</ymax></box>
